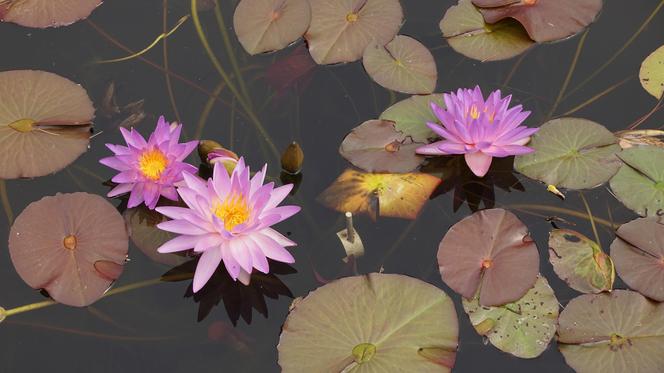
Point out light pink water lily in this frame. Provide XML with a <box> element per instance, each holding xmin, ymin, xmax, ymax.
<box><xmin>417</xmin><ymin>86</ymin><xmax>538</xmax><ymax>177</ymax></box>
<box><xmin>156</xmin><ymin>158</ymin><xmax>300</xmax><ymax>291</ymax></box>
<box><xmin>100</xmin><ymin>116</ymin><xmax>198</xmax><ymax>209</ymax></box>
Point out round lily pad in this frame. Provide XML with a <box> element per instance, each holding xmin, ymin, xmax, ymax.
<box><xmin>339</xmin><ymin>119</ymin><xmax>424</xmax><ymax>173</ymax></box>
<box><xmin>362</xmin><ymin>35</ymin><xmax>437</xmax><ymax>94</ymax></box>
<box><xmin>514</xmin><ymin>118</ymin><xmax>621</xmax><ymax>190</ymax></box>
<box><xmin>463</xmin><ymin>275</ymin><xmax>559</xmax><ymax>358</ymax></box>
<box><xmin>640</xmin><ymin>45</ymin><xmax>664</xmax><ymax>100</ymax></box>
<box><xmin>549</xmin><ymin>229</ymin><xmax>614</xmax><ymax>293</ymax></box>
<box><xmin>0</xmin><ymin>0</ymin><xmax>102</xmax><ymax>28</ymax></box>
<box><xmin>8</xmin><ymin>192</ymin><xmax>128</xmax><ymax>307</ymax></box>
<box><xmin>278</xmin><ymin>273</ymin><xmax>458</xmax><ymax>372</ymax></box>
<box><xmin>610</xmin><ymin>217</ymin><xmax>664</xmax><ymax>302</ymax></box>
<box><xmin>557</xmin><ymin>290</ymin><xmax>664</xmax><ymax>373</ymax></box>
<box><xmin>0</xmin><ymin>70</ymin><xmax>94</xmax><ymax>179</ymax></box>
<box><xmin>305</xmin><ymin>0</ymin><xmax>403</xmax><ymax>65</ymax></box>
<box><xmin>609</xmin><ymin>146</ymin><xmax>664</xmax><ymax>216</ymax></box>
<box><xmin>439</xmin><ymin>0</ymin><xmax>534</xmax><ymax>62</ymax></box>
<box><xmin>379</xmin><ymin>94</ymin><xmax>444</xmax><ymax>143</ymax></box>
<box><xmin>124</xmin><ymin>206</ymin><xmax>187</xmax><ymax>267</ymax></box>
<box><xmin>233</xmin><ymin>0</ymin><xmax>311</xmax><ymax>55</ymax></box>
<box><xmin>437</xmin><ymin>208</ymin><xmax>540</xmax><ymax>306</ymax></box>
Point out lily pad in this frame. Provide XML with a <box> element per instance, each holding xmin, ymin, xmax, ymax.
<box><xmin>0</xmin><ymin>0</ymin><xmax>102</xmax><ymax>28</ymax></box>
<box><xmin>305</xmin><ymin>0</ymin><xmax>403</xmax><ymax>65</ymax></box>
<box><xmin>472</xmin><ymin>0</ymin><xmax>603</xmax><ymax>43</ymax></box>
<box><xmin>339</xmin><ymin>119</ymin><xmax>424</xmax><ymax>173</ymax></box>
<box><xmin>463</xmin><ymin>275</ymin><xmax>558</xmax><ymax>358</ymax></box>
<box><xmin>514</xmin><ymin>118</ymin><xmax>621</xmax><ymax>190</ymax></box>
<box><xmin>609</xmin><ymin>146</ymin><xmax>664</xmax><ymax>216</ymax></box>
<box><xmin>549</xmin><ymin>229</ymin><xmax>614</xmax><ymax>293</ymax></box>
<box><xmin>437</xmin><ymin>208</ymin><xmax>539</xmax><ymax>306</ymax></box>
<box><xmin>640</xmin><ymin>45</ymin><xmax>664</xmax><ymax>99</ymax></box>
<box><xmin>233</xmin><ymin>0</ymin><xmax>311</xmax><ymax>55</ymax></box>
<box><xmin>278</xmin><ymin>273</ymin><xmax>458</xmax><ymax>372</ymax></box>
<box><xmin>124</xmin><ymin>206</ymin><xmax>187</xmax><ymax>267</ymax></box>
<box><xmin>610</xmin><ymin>217</ymin><xmax>664</xmax><ymax>302</ymax></box>
<box><xmin>557</xmin><ymin>290</ymin><xmax>664</xmax><ymax>373</ymax></box>
<box><xmin>362</xmin><ymin>35</ymin><xmax>437</xmax><ymax>94</ymax></box>
<box><xmin>379</xmin><ymin>94</ymin><xmax>444</xmax><ymax>143</ymax></box>
<box><xmin>0</xmin><ymin>70</ymin><xmax>94</xmax><ymax>179</ymax></box>
<box><xmin>317</xmin><ymin>169</ymin><xmax>441</xmax><ymax>220</ymax></box>
<box><xmin>8</xmin><ymin>193</ymin><xmax>128</xmax><ymax>307</ymax></box>
<box><xmin>440</xmin><ymin>0</ymin><xmax>534</xmax><ymax>62</ymax></box>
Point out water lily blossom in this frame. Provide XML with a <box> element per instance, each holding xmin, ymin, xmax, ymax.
<box><xmin>417</xmin><ymin>86</ymin><xmax>538</xmax><ymax>177</ymax></box>
<box><xmin>100</xmin><ymin>116</ymin><xmax>198</xmax><ymax>209</ymax></box>
<box><xmin>156</xmin><ymin>159</ymin><xmax>300</xmax><ymax>291</ymax></box>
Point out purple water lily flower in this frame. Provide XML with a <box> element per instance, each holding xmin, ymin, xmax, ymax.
<box><xmin>156</xmin><ymin>158</ymin><xmax>300</xmax><ymax>291</ymax></box>
<box><xmin>417</xmin><ymin>86</ymin><xmax>538</xmax><ymax>177</ymax></box>
<box><xmin>100</xmin><ymin>116</ymin><xmax>198</xmax><ymax>209</ymax></box>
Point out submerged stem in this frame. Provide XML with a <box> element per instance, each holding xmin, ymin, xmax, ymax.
<box><xmin>212</xmin><ymin>0</ymin><xmax>251</xmax><ymax>104</ymax></box>
<box><xmin>0</xmin><ymin>179</ymin><xmax>13</xmax><ymax>224</ymax></box>
<box><xmin>579</xmin><ymin>192</ymin><xmax>602</xmax><ymax>246</ymax></box>
<box><xmin>162</xmin><ymin>0</ymin><xmax>183</xmax><ymax>128</ymax></box>
<box><xmin>547</xmin><ymin>29</ymin><xmax>589</xmax><ymax>120</ymax></box>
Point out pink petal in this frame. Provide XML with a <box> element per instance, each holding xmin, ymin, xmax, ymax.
<box><xmin>111</xmin><ymin>170</ymin><xmax>138</xmax><ymax>184</ymax></box>
<box><xmin>229</xmin><ymin>238</ymin><xmax>253</xmax><ymax>274</ymax></box>
<box><xmin>261</xmin><ymin>228</ymin><xmax>296</xmax><ymax>247</ymax></box>
<box><xmin>237</xmin><ymin>270</ymin><xmax>251</xmax><ymax>285</ymax></box>
<box><xmin>156</xmin><ymin>206</ymin><xmax>193</xmax><ymax>220</ymax></box>
<box><xmin>464</xmin><ymin>152</ymin><xmax>493</xmax><ymax>177</ymax></box>
<box><xmin>193</xmin><ymin>234</ymin><xmax>223</xmax><ymax>253</ymax></box>
<box><xmin>221</xmin><ymin>244</ymin><xmax>242</xmax><ymax>280</ymax></box>
<box><xmin>265</xmin><ymin>205</ymin><xmax>301</xmax><ymax>223</ymax></box>
<box><xmin>99</xmin><ymin>156</ymin><xmax>130</xmax><ymax>171</ymax></box>
<box><xmin>107</xmin><ymin>183</ymin><xmax>133</xmax><ymax>198</ymax></box>
<box><xmin>483</xmin><ymin>145</ymin><xmax>535</xmax><ymax>157</ymax></box>
<box><xmin>157</xmin><ymin>219</ymin><xmax>209</xmax><ymax>235</ymax></box>
<box><xmin>254</xmin><ymin>233</ymin><xmax>295</xmax><ymax>263</ymax></box>
<box><xmin>157</xmin><ymin>234</ymin><xmax>200</xmax><ymax>253</ymax></box>
<box><xmin>264</xmin><ymin>184</ymin><xmax>293</xmax><ymax>210</ymax></box>
<box><xmin>193</xmin><ymin>247</ymin><xmax>223</xmax><ymax>292</ymax></box>
<box><xmin>212</xmin><ymin>162</ymin><xmax>231</xmax><ymax>197</ymax></box>
<box><xmin>127</xmin><ymin>183</ymin><xmax>145</xmax><ymax>208</ymax></box>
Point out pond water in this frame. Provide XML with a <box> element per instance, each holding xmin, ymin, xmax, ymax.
<box><xmin>1</xmin><ymin>0</ymin><xmax>663</xmax><ymax>372</ymax></box>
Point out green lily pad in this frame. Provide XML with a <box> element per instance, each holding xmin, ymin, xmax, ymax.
<box><xmin>558</xmin><ymin>290</ymin><xmax>664</xmax><ymax>373</ymax></box>
<box><xmin>514</xmin><ymin>118</ymin><xmax>622</xmax><ymax>190</ymax></box>
<box><xmin>548</xmin><ymin>229</ymin><xmax>614</xmax><ymax>294</ymax></box>
<box><xmin>463</xmin><ymin>275</ymin><xmax>559</xmax><ymax>359</ymax></box>
<box><xmin>278</xmin><ymin>273</ymin><xmax>459</xmax><ymax>372</ymax></box>
<box><xmin>639</xmin><ymin>45</ymin><xmax>663</xmax><ymax>99</ymax></box>
<box><xmin>362</xmin><ymin>35</ymin><xmax>437</xmax><ymax>94</ymax></box>
<box><xmin>439</xmin><ymin>0</ymin><xmax>534</xmax><ymax>62</ymax></box>
<box><xmin>379</xmin><ymin>94</ymin><xmax>444</xmax><ymax>143</ymax></box>
<box><xmin>609</xmin><ymin>146</ymin><xmax>664</xmax><ymax>216</ymax></box>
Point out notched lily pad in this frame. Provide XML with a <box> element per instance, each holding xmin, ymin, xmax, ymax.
<box><xmin>610</xmin><ymin>146</ymin><xmax>664</xmax><ymax>217</ymax></box>
<box><xmin>1</xmin><ymin>0</ymin><xmax>102</xmax><ymax>28</ymax></box>
<box><xmin>640</xmin><ymin>45</ymin><xmax>664</xmax><ymax>99</ymax></box>
<box><xmin>380</xmin><ymin>94</ymin><xmax>444</xmax><ymax>143</ymax></box>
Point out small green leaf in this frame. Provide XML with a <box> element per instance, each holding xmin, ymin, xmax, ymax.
<box><xmin>639</xmin><ymin>44</ymin><xmax>664</xmax><ymax>99</ymax></box>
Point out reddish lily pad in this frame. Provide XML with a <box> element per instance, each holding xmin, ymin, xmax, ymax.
<box><xmin>305</xmin><ymin>0</ymin><xmax>403</xmax><ymax>64</ymax></box>
<box><xmin>472</xmin><ymin>0</ymin><xmax>603</xmax><ymax>43</ymax></box>
<box><xmin>380</xmin><ymin>94</ymin><xmax>445</xmax><ymax>143</ymax></box>
<box><xmin>437</xmin><ymin>208</ymin><xmax>539</xmax><ymax>306</ymax></box>
<box><xmin>339</xmin><ymin>119</ymin><xmax>424</xmax><ymax>173</ymax></box>
<box><xmin>8</xmin><ymin>193</ymin><xmax>128</xmax><ymax>307</ymax></box>
<box><xmin>1</xmin><ymin>0</ymin><xmax>102</xmax><ymax>28</ymax></box>
<box><xmin>557</xmin><ymin>290</ymin><xmax>664</xmax><ymax>373</ymax></box>
<box><xmin>0</xmin><ymin>70</ymin><xmax>94</xmax><ymax>179</ymax></box>
<box><xmin>610</xmin><ymin>217</ymin><xmax>664</xmax><ymax>302</ymax></box>
<box><xmin>124</xmin><ymin>206</ymin><xmax>187</xmax><ymax>267</ymax></box>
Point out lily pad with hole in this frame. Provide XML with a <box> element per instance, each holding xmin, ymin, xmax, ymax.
<box><xmin>233</xmin><ymin>0</ymin><xmax>311</xmax><ymax>55</ymax></box>
<box><xmin>439</xmin><ymin>0</ymin><xmax>534</xmax><ymax>62</ymax></box>
<box><xmin>379</xmin><ymin>94</ymin><xmax>444</xmax><ymax>143</ymax></box>
<box><xmin>124</xmin><ymin>206</ymin><xmax>187</xmax><ymax>267</ymax></box>
<box><xmin>549</xmin><ymin>229</ymin><xmax>614</xmax><ymax>293</ymax></box>
<box><xmin>610</xmin><ymin>217</ymin><xmax>664</xmax><ymax>302</ymax></box>
<box><xmin>438</xmin><ymin>208</ymin><xmax>539</xmax><ymax>306</ymax></box>
<box><xmin>8</xmin><ymin>193</ymin><xmax>128</xmax><ymax>307</ymax></box>
<box><xmin>557</xmin><ymin>290</ymin><xmax>664</xmax><ymax>373</ymax></box>
<box><xmin>305</xmin><ymin>0</ymin><xmax>403</xmax><ymax>65</ymax></box>
<box><xmin>278</xmin><ymin>273</ymin><xmax>458</xmax><ymax>372</ymax></box>
<box><xmin>514</xmin><ymin>118</ymin><xmax>621</xmax><ymax>190</ymax></box>
<box><xmin>0</xmin><ymin>70</ymin><xmax>94</xmax><ymax>179</ymax></box>
<box><xmin>609</xmin><ymin>146</ymin><xmax>664</xmax><ymax>216</ymax></box>
<box><xmin>362</xmin><ymin>35</ymin><xmax>437</xmax><ymax>94</ymax></box>
<box><xmin>0</xmin><ymin>0</ymin><xmax>102</xmax><ymax>28</ymax></box>
<box><xmin>463</xmin><ymin>275</ymin><xmax>558</xmax><ymax>358</ymax></box>
<box><xmin>339</xmin><ymin>119</ymin><xmax>424</xmax><ymax>173</ymax></box>
<box><xmin>640</xmin><ymin>45</ymin><xmax>664</xmax><ymax>100</ymax></box>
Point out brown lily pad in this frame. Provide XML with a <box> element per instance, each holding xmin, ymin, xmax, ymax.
<box><xmin>437</xmin><ymin>208</ymin><xmax>539</xmax><ymax>306</ymax></box>
<box><xmin>0</xmin><ymin>0</ymin><xmax>102</xmax><ymax>28</ymax></box>
<box><xmin>124</xmin><ymin>206</ymin><xmax>188</xmax><ymax>267</ymax></box>
<box><xmin>8</xmin><ymin>192</ymin><xmax>128</xmax><ymax>307</ymax></box>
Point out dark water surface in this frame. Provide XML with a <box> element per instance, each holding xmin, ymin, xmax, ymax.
<box><xmin>1</xmin><ymin>1</ymin><xmax>663</xmax><ymax>372</ymax></box>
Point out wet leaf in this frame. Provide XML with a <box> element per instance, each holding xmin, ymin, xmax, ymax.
<box><xmin>616</xmin><ymin>129</ymin><xmax>664</xmax><ymax>150</ymax></box>
<box><xmin>380</xmin><ymin>94</ymin><xmax>444</xmax><ymax>143</ymax></box>
<box><xmin>0</xmin><ymin>0</ymin><xmax>102</xmax><ymax>28</ymax></box>
<box><xmin>278</xmin><ymin>273</ymin><xmax>458</xmax><ymax>372</ymax></box>
<box><xmin>124</xmin><ymin>206</ymin><xmax>188</xmax><ymax>267</ymax></box>
<box><xmin>557</xmin><ymin>290</ymin><xmax>664</xmax><ymax>373</ymax></box>
<box><xmin>609</xmin><ymin>146</ymin><xmax>664</xmax><ymax>216</ymax></box>
<box><xmin>463</xmin><ymin>275</ymin><xmax>559</xmax><ymax>358</ymax></box>
<box><xmin>438</xmin><ymin>208</ymin><xmax>540</xmax><ymax>306</ymax></box>
<box><xmin>514</xmin><ymin>118</ymin><xmax>621</xmax><ymax>190</ymax></box>
<box><xmin>548</xmin><ymin>229</ymin><xmax>614</xmax><ymax>293</ymax></box>
<box><xmin>640</xmin><ymin>45</ymin><xmax>664</xmax><ymax>99</ymax></box>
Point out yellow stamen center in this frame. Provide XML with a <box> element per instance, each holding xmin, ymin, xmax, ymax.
<box><xmin>212</xmin><ymin>195</ymin><xmax>250</xmax><ymax>231</ymax></box>
<box><xmin>346</xmin><ymin>12</ymin><xmax>359</xmax><ymax>23</ymax></box>
<box><xmin>469</xmin><ymin>104</ymin><xmax>480</xmax><ymax>120</ymax></box>
<box><xmin>138</xmin><ymin>149</ymin><xmax>168</xmax><ymax>180</ymax></box>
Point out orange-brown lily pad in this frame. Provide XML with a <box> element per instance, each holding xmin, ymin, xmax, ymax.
<box><xmin>437</xmin><ymin>208</ymin><xmax>539</xmax><ymax>306</ymax></box>
<box><xmin>0</xmin><ymin>0</ymin><xmax>102</xmax><ymax>28</ymax></box>
<box><xmin>8</xmin><ymin>192</ymin><xmax>128</xmax><ymax>307</ymax></box>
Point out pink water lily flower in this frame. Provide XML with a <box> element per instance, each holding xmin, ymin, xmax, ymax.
<box><xmin>100</xmin><ymin>117</ymin><xmax>198</xmax><ymax>209</ymax></box>
<box><xmin>417</xmin><ymin>86</ymin><xmax>538</xmax><ymax>177</ymax></box>
<box><xmin>156</xmin><ymin>158</ymin><xmax>300</xmax><ymax>291</ymax></box>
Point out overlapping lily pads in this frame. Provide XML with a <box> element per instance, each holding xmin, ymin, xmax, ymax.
<box><xmin>440</xmin><ymin>0</ymin><xmax>534</xmax><ymax>62</ymax></box>
<box><xmin>437</xmin><ymin>208</ymin><xmax>539</xmax><ymax>306</ymax></box>
<box><xmin>610</xmin><ymin>217</ymin><xmax>664</xmax><ymax>301</ymax></box>
<box><xmin>0</xmin><ymin>0</ymin><xmax>102</xmax><ymax>28</ymax></box>
<box><xmin>278</xmin><ymin>273</ymin><xmax>458</xmax><ymax>372</ymax></box>
<box><xmin>640</xmin><ymin>45</ymin><xmax>664</xmax><ymax>99</ymax></box>
<box><xmin>463</xmin><ymin>275</ymin><xmax>558</xmax><ymax>358</ymax></box>
<box><xmin>380</xmin><ymin>94</ymin><xmax>444</xmax><ymax>143</ymax></box>
<box><xmin>514</xmin><ymin>118</ymin><xmax>621</xmax><ymax>190</ymax></box>
<box><xmin>558</xmin><ymin>290</ymin><xmax>664</xmax><ymax>373</ymax></box>
<box><xmin>609</xmin><ymin>146</ymin><xmax>664</xmax><ymax>216</ymax></box>
<box><xmin>8</xmin><ymin>193</ymin><xmax>128</xmax><ymax>307</ymax></box>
